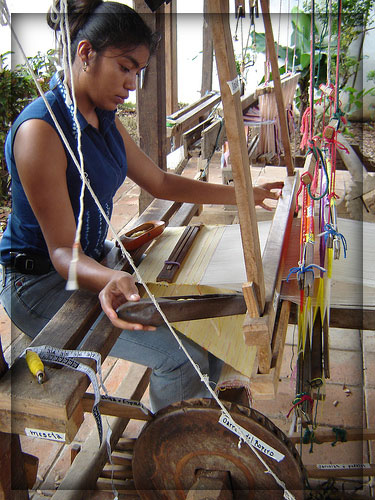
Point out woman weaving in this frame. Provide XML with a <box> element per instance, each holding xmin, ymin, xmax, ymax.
<box><xmin>0</xmin><ymin>0</ymin><xmax>282</xmax><ymax>412</ymax></box>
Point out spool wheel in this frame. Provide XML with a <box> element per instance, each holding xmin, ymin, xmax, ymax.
<box><xmin>132</xmin><ymin>399</ymin><xmax>306</xmax><ymax>499</ymax></box>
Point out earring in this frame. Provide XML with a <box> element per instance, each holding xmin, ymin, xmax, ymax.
<box><xmin>83</xmin><ymin>61</ymin><xmax>88</xmax><ymax>72</ymax></box>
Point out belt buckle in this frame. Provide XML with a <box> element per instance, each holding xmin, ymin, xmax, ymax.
<box><xmin>10</xmin><ymin>252</ymin><xmax>36</xmax><ymax>274</ymax></box>
<box><xmin>24</xmin><ymin>257</ymin><xmax>35</xmax><ymax>272</ymax></box>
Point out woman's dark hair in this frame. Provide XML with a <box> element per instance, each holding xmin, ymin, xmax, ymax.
<box><xmin>47</xmin><ymin>1</ymin><xmax>159</xmax><ymax>59</ymax></box>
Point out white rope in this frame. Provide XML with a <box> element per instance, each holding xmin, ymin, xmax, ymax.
<box><xmin>59</xmin><ymin>0</ymin><xmax>87</xmax><ymax>289</ymax></box>
<box><xmin>2</xmin><ymin>2</ymin><xmax>296</xmax><ymax>496</ymax></box>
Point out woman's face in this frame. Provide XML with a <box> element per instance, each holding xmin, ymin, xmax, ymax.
<box><xmin>84</xmin><ymin>44</ymin><xmax>150</xmax><ymax>111</ymax></box>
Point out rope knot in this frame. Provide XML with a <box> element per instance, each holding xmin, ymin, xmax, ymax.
<box><xmin>286</xmin><ymin>262</ymin><xmax>326</xmax><ymax>288</ymax></box>
<box><xmin>332</xmin><ymin>427</ymin><xmax>347</xmax><ymax>446</ymax></box>
<box><xmin>319</xmin><ymin>223</ymin><xmax>347</xmax><ymax>258</ymax></box>
<box><xmin>286</xmin><ymin>393</ymin><xmax>314</xmax><ymax>418</ymax></box>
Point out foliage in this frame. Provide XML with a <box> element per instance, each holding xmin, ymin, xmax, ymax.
<box><xmin>343</xmin><ymin>85</ymin><xmax>375</xmax><ymax>120</ymax></box>
<box><xmin>304</xmin><ymin>0</ymin><xmax>375</xmax><ymax>89</ymax></box>
<box><xmin>251</xmin><ymin>10</ymin><xmax>328</xmax><ymax>115</ymax></box>
<box><xmin>0</xmin><ymin>50</ymin><xmax>57</xmax><ymax>202</ymax></box>
<box><xmin>248</xmin><ymin>0</ymin><xmax>375</xmax><ymax>129</ymax></box>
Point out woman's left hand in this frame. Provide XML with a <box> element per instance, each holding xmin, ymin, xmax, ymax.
<box><xmin>253</xmin><ymin>181</ymin><xmax>284</xmax><ymax>211</ymax></box>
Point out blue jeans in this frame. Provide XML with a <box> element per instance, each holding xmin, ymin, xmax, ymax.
<box><xmin>0</xmin><ymin>266</ymin><xmax>223</xmax><ymax>412</ymax></box>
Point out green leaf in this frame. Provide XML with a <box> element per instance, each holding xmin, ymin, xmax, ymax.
<box><xmin>300</xmin><ymin>53</ymin><xmax>311</xmax><ymax>69</ymax></box>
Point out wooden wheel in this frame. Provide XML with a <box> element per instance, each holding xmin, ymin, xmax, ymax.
<box><xmin>132</xmin><ymin>399</ymin><xmax>306</xmax><ymax>499</ymax></box>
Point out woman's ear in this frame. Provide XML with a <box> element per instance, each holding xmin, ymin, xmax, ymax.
<box><xmin>76</xmin><ymin>40</ymin><xmax>96</xmax><ymax>69</ymax></box>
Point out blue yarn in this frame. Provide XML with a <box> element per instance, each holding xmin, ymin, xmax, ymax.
<box><xmin>286</xmin><ymin>263</ymin><xmax>326</xmax><ymax>283</ymax></box>
<box><xmin>321</xmin><ymin>223</ymin><xmax>347</xmax><ymax>258</ymax></box>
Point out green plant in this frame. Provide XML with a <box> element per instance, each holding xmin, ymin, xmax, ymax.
<box><xmin>0</xmin><ymin>50</ymin><xmax>57</xmax><ymax>202</ymax></box>
<box><xmin>343</xmin><ymin>85</ymin><xmax>375</xmax><ymax>118</ymax></box>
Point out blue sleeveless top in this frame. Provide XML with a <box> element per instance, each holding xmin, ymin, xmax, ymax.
<box><xmin>0</xmin><ymin>72</ymin><xmax>127</xmax><ymax>264</ymax></box>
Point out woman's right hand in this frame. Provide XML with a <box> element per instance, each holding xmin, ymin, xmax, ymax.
<box><xmin>98</xmin><ymin>271</ymin><xmax>156</xmax><ymax>331</ymax></box>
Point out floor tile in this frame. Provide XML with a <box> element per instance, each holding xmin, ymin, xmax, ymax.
<box><xmin>363</xmin><ymin>351</ymin><xmax>375</xmax><ymax>388</ymax></box>
<box><xmin>328</xmin><ymin>348</ymin><xmax>363</xmax><ymax>387</ymax></box>
<box><xmin>363</xmin><ymin>330</ymin><xmax>375</xmax><ymax>353</ymax></box>
<box><xmin>317</xmin><ymin>384</ymin><xmax>365</xmax><ymax>428</ymax></box>
<box><xmin>329</xmin><ymin>328</ymin><xmax>362</xmax><ymax>351</ymax></box>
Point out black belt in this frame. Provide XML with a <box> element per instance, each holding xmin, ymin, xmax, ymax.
<box><xmin>8</xmin><ymin>252</ymin><xmax>54</xmax><ymax>275</ymax></box>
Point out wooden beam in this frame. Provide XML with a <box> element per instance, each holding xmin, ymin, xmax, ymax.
<box><xmin>289</xmin><ymin>427</ymin><xmax>375</xmax><ymax>445</ymax></box>
<box><xmin>165</xmin><ymin>0</ymin><xmax>178</xmax><ymax>116</ymax></box>
<box><xmin>134</xmin><ymin>1</ymin><xmax>167</xmax><ymax>213</ymax></box>
<box><xmin>0</xmin><ymin>432</ymin><xmax>29</xmax><ymax>500</ymax></box>
<box><xmin>207</xmin><ymin>0</ymin><xmax>266</xmax><ymax>312</ymax></box>
<box><xmin>182</xmin><ymin>117</ymin><xmax>214</xmax><ymax>157</ymax></box>
<box><xmin>306</xmin><ymin>464</ymin><xmax>375</xmax><ymax>479</ymax></box>
<box><xmin>167</xmin><ymin>93</ymin><xmax>221</xmax><ymax>137</ymax></box>
<box><xmin>336</xmin><ymin>132</ymin><xmax>367</xmax><ymax>182</ymax></box>
<box><xmin>243</xmin><ymin>174</ymin><xmax>299</xmax><ymax>372</ymax></box>
<box><xmin>260</xmin><ymin>0</ymin><xmax>294</xmax><ymax>176</ymax></box>
<box><xmin>288</xmin><ymin>302</ymin><xmax>375</xmax><ymax>331</ymax></box>
<box><xmin>201</xmin><ymin>0</ymin><xmax>214</xmax><ymax>97</ymax></box>
<box><xmin>81</xmin><ymin>393</ymin><xmax>153</xmax><ymax>421</ymax></box>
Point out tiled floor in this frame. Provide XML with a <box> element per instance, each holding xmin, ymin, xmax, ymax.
<box><xmin>1</xmin><ymin>157</ymin><xmax>374</xmax><ymax>498</ymax></box>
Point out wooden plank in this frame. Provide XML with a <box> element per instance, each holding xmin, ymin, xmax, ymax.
<box><xmin>168</xmin><ymin>93</ymin><xmax>214</xmax><ymax>121</ymax></box>
<box><xmin>289</xmin><ymin>427</ymin><xmax>375</xmax><ymax>445</ymax></box>
<box><xmin>242</xmin><ymin>282</ymin><xmax>261</xmax><ymax>317</ymax></box>
<box><xmin>262</xmin><ymin>173</ymin><xmax>299</xmax><ymax>303</ymax></box>
<box><xmin>81</xmin><ymin>393</ymin><xmax>153</xmax><ymax>421</ymax></box>
<box><xmin>246</xmin><ymin>300</ymin><xmax>291</xmax><ymax>397</ymax></box>
<box><xmin>243</xmin><ymin>174</ymin><xmax>299</xmax><ymax>372</ymax></box>
<box><xmin>306</xmin><ymin>464</ymin><xmax>375</xmax><ymax>479</ymax></box>
<box><xmin>256</xmin><ymin>73</ymin><xmax>300</xmax><ymax>96</ymax></box>
<box><xmin>336</xmin><ymin>133</ymin><xmax>367</xmax><ymax>182</ymax></box>
<box><xmin>208</xmin><ymin>0</ymin><xmax>266</xmax><ymax>312</ymax></box>
<box><xmin>288</xmin><ymin>303</ymin><xmax>375</xmax><ymax>331</ymax></box>
<box><xmin>156</xmin><ymin>225</ymin><xmax>202</xmax><ymax>282</ymax></box>
<box><xmin>259</xmin><ymin>0</ymin><xmax>294</xmax><ymax>176</ymax></box>
<box><xmin>182</xmin><ymin>117</ymin><xmax>214</xmax><ymax>157</ymax></box>
<box><xmin>0</xmin><ymin>432</ymin><xmax>29</xmax><ymax>500</ymax></box>
<box><xmin>101</xmin><ymin>464</ymin><xmax>133</xmax><ymax>480</ymax></box>
<box><xmin>52</xmin><ymin>364</ymin><xmax>150</xmax><ymax>499</ymax></box>
<box><xmin>165</xmin><ymin>0</ymin><xmax>178</xmax><ymax>117</ymax></box>
<box><xmin>96</xmin><ymin>477</ymin><xmax>137</xmax><ymax>493</ymax></box>
<box><xmin>240</xmin><ymin>91</ymin><xmax>258</xmax><ymax>111</ymax></box>
<box><xmin>168</xmin><ymin>203</ymin><xmax>200</xmax><ymax>227</ymax></box>
<box><xmin>271</xmin><ymin>300</ymin><xmax>291</xmax><ymax>379</ymax></box>
<box><xmin>201</xmin><ymin>119</ymin><xmax>225</xmax><ymax>160</ymax></box>
<box><xmin>167</xmin><ymin>93</ymin><xmax>221</xmax><ymax>137</ymax></box>
<box><xmin>201</xmin><ymin>0</ymin><xmax>214</xmax><ymax>97</ymax></box>
<box><xmin>134</xmin><ymin>1</ymin><xmax>167</xmax><ymax>213</ymax></box>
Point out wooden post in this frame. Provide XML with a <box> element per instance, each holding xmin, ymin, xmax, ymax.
<box><xmin>165</xmin><ymin>0</ymin><xmax>178</xmax><ymax>116</ymax></box>
<box><xmin>0</xmin><ymin>337</ymin><xmax>30</xmax><ymax>500</ymax></box>
<box><xmin>201</xmin><ymin>0</ymin><xmax>214</xmax><ymax>97</ymax></box>
<box><xmin>134</xmin><ymin>1</ymin><xmax>167</xmax><ymax>214</ymax></box>
<box><xmin>207</xmin><ymin>0</ymin><xmax>266</xmax><ymax>312</ymax></box>
<box><xmin>260</xmin><ymin>0</ymin><xmax>294</xmax><ymax>176</ymax></box>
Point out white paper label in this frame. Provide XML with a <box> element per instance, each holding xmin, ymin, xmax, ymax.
<box><xmin>219</xmin><ymin>414</ymin><xmax>285</xmax><ymax>462</ymax></box>
<box><xmin>25</xmin><ymin>427</ymin><xmax>66</xmax><ymax>442</ymax></box>
<box><xmin>227</xmin><ymin>76</ymin><xmax>240</xmax><ymax>95</ymax></box>
<box><xmin>317</xmin><ymin>463</ymin><xmax>371</xmax><ymax>470</ymax></box>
